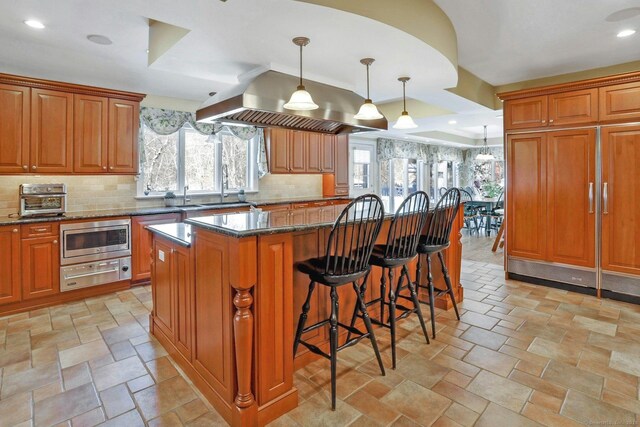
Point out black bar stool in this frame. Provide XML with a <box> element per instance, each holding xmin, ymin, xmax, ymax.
<box><xmin>293</xmin><ymin>194</ymin><xmax>386</xmax><ymax>410</ymax></box>
<box><xmin>416</xmin><ymin>188</ymin><xmax>462</xmax><ymax>338</ymax></box>
<box><xmin>348</xmin><ymin>191</ymin><xmax>431</xmax><ymax>369</ymax></box>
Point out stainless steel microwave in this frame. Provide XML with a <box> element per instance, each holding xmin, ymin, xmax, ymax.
<box><xmin>60</xmin><ymin>219</ymin><xmax>131</xmax><ymax>265</ymax></box>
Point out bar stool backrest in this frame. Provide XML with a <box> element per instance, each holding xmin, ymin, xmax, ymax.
<box><xmin>384</xmin><ymin>191</ymin><xmax>430</xmax><ymax>260</ymax></box>
<box><xmin>423</xmin><ymin>188</ymin><xmax>461</xmax><ymax>246</ymax></box>
<box><xmin>324</xmin><ymin>194</ymin><xmax>384</xmax><ymax>277</ymax></box>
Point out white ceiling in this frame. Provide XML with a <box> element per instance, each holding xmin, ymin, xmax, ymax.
<box><xmin>434</xmin><ymin>0</ymin><xmax>640</xmax><ymax>86</ymax></box>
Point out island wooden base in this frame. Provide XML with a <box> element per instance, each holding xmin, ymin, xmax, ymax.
<box><xmin>149</xmin><ymin>208</ymin><xmax>463</xmax><ymax>426</ymax></box>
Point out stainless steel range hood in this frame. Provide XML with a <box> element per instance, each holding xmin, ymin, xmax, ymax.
<box><xmin>196</xmin><ymin>70</ymin><xmax>387</xmax><ymax>134</ymax></box>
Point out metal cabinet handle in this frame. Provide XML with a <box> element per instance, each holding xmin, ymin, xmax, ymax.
<box><xmin>109</xmin><ymin>166</ymin><xmax>114</xmax><ymax>170</ymax></box>
<box><xmin>12</xmin><ymin>228</ymin><xmax>18</xmax><ymax>233</ymax></box>
<box><xmin>541</xmin><ymin>120</ymin><xmax>546</xmax><ymax>124</ymax></box>
<box><xmin>32</xmin><ymin>165</ymin><xmax>37</xmax><ymax>170</ymax></box>
<box><xmin>53</xmin><ymin>240</ymin><xmax>58</xmax><ymax>244</ymax></box>
<box><xmin>549</xmin><ymin>119</ymin><xmax>554</xmax><ymax>123</ymax></box>
<box><xmin>588</xmin><ymin>182</ymin><xmax>594</xmax><ymax>213</ymax></box>
<box><xmin>33</xmin><ymin>227</ymin><xmax>48</xmax><ymax>232</ymax></box>
<box><xmin>102</xmin><ymin>166</ymin><xmax>107</xmax><ymax>170</ymax></box>
<box><xmin>22</xmin><ymin>165</ymin><xmax>28</xmax><ymax>170</ymax></box>
<box><xmin>603</xmin><ymin>182</ymin><xmax>609</xmax><ymax>214</ymax></box>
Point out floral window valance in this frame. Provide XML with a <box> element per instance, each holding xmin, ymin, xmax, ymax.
<box><xmin>139</xmin><ymin>107</ymin><xmax>269</xmax><ymax>178</ymax></box>
<box><xmin>463</xmin><ymin>146</ymin><xmax>504</xmax><ymax>161</ymax></box>
<box><xmin>377</xmin><ymin>138</ymin><xmax>464</xmax><ymax>163</ymax></box>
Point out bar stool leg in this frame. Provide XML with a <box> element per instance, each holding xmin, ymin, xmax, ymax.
<box><xmin>346</xmin><ymin>272</ymin><xmax>369</xmax><ymax>343</ymax></box>
<box><xmin>379</xmin><ymin>269</ymin><xmax>387</xmax><ymax>327</ymax></box>
<box><xmin>426</xmin><ymin>254</ymin><xmax>437</xmax><ymax>338</ymax></box>
<box><xmin>354</xmin><ymin>282</ymin><xmax>385</xmax><ymax>377</ymax></box>
<box><xmin>293</xmin><ymin>281</ymin><xmax>316</xmax><ymax>355</ymax></box>
<box><xmin>387</xmin><ymin>268</ymin><xmax>397</xmax><ymax>369</ymax></box>
<box><xmin>329</xmin><ymin>287</ymin><xmax>339</xmax><ymax>410</ymax></box>
<box><xmin>402</xmin><ymin>266</ymin><xmax>430</xmax><ymax>344</ymax></box>
<box><xmin>437</xmin><ymin>251</ymin><xmax>460</xmax><ymax>320</ymax></box>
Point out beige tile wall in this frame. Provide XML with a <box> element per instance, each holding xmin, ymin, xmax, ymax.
<box><xmin>0</xmin><ymin>174</ymin><xmax>323</xmax><ymax>217</ymax></box>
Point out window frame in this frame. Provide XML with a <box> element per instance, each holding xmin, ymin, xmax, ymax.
<box><xmin>137</xmin><ymin>124</ymin><xmax>259</xmax><ymax>198</ymax></box>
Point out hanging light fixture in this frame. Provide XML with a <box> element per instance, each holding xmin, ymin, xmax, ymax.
<box><xmin>392</xmin><ymin>77</ymin><xmax>418</xmax><ymax>129</ymax></box>
<box><xmin>283</xmin><ymin>36</ymin><xmax>318</xmax><ymax>111</ymax></box>
<box><xmin>354</xmin><ymin>58</ymin><xmax>383</xmax><ymax>120</ymax></box>
<box><xmin>476</xmin><ymin>125</ymin><xmax>495</xmax><ymax>160</ymax></box>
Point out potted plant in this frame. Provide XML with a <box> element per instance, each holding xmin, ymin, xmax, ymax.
<box><xmin>482</xmin><ymin>182</ymin><xmax>503</xmax><ymax>198</ymax></box>
<box><xmin>164</xmin><ymin>191</ymin><xmax>177</xmax><ymax>207</ymax></box>
<box><xmin>237</xmin><ymin>188</ymin><xmax>247</xmax><ymax>202</ymax></box>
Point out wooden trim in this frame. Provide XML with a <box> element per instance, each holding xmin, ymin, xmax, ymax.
<box><xmin>0</xmin><ymin>73</ymin><xmax>146</xmax><ymax>102</ymax></box>
<box><xmin>498</xmin><ymin>70</ymin><xmax>640</xmax><ymax>101</ymax></box>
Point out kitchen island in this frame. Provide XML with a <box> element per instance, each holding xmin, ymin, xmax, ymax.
<box><xmin>147</xmin><ymin>203</ymin><xmax>464</xmax><ymax>426</ymax></box>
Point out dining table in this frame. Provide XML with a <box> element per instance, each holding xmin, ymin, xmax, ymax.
<box><xmin>469</xmin><ymin>196</ymin><xmax>501</xmax><ymax>236</ymax></box>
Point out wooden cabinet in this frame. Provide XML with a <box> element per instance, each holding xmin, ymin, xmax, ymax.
<box><xmin>306</xmin><ymin>132</ymin><xmax>322</xmax><ymax>173</ymax></box>
<box><xmin>321</xmin><ymin>135</ymin><xmax>335</xmax><ymax>173</ymax></box>
<box><xmin>21</xmin><ymin>234</ymin><xmax>60</xmax><ymax>300</ymax></box>
<box><xmin>289</xmin><ymin>131</ymin><xmax>307</xmax><ymax>173</ymax></box>
<box><xmin>268</xmin><ymin>128</ymin><xmax>290</xmax><ymax>173</ymax></box>
<box><xmin>504</xmin><ymin>89</ymin><xmax>598</xmax><ymax>130</ymax></box>
<box><xmin>174</xmin><ymin>243</ymin><xmax>194</xmax><ymax>360</ymax></box>
<box><xmin>74</xmin><ymin>94</ymin><xmax>108</xmax><ymax>173</ymax></box>
<box><xmin>548</xmin><ymin>89</ymin><xmax>598</xmax><ymax>127</ymax></box>
<box><xmin>108</xmin><ymin>99</ymin><xmax>139</xmax><ymax>173</ymax></box>
<box><xmin>0</xmin><ymin>84</ymin><xmax>30</xmax><ymax>173</ymax></box>
<box><xmin>0</xmin><ymin>226</ymin><xmax>21</xmax><ymax>305</ymax></box>
<box><xmin>152</xmin><ymin>238</ymin><xmax>175</xmax><ymax>338</ymax></box>
<box><xmin>506</xmin><ymin>133</ymin><xmax>547</xmax><ymax>260</ymax></box>
<box><xmin>31</xmin><ymin>88</ymin><xmax>74</xmax><ymax>173</ymax></box>
<box><xmin>334</xmin><ymin>134</ymin><xmax>350</xmax><ymax>195</ymax></box>
<box><xmin>546</xmin><ymin>129</ymin><xmax>596</xmax><ymax>267</ymax></box>
<box><xmin>131</xmin><ymin>213</ymin><xmax>181</xmax><ymax>282</ymax></box>
<box><xmin>601</xmin><ymin>125</ymin><xmax>640</xmax><ymax>276</ymax></box>
<box><xmin>599</xmin><ymin>82</ymin><xmax>640</xmax><ymax>123</ymax></box>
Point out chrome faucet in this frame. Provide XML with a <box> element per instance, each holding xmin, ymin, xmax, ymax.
<box><xmin>183</xmin><ymin>185</ymin><xmax>190</xmax><ymax>205</ymax></box>
<box><xmin>220</xmin><ymin>165</ymin><xmax>229</xmax><ymax>203</ymax></box>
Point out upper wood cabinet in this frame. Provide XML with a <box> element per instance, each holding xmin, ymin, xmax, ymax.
<box><xmin>0</xmin><ymin>73</ymin><xmax>144</xmax><ymax>175</ymax></box>
<box><xmin>74</xmin><ymin>94</ymin><xmax>109</xmax><ymax>173</ymax></box>
<box><xmin>108</xmin><ymin>99</ymin><xmax>139</xmax><ymax>173</ymax></box>
<box><xmin>334</xmin><ymin>134</ymin><xmax>349</xmax><ymax>195</ymax></box>
<box><xmin>0</xmin><ymin>84</ymin><xmax>30</xmax><ymax>173</ymax></box>
<box><xmin>504</xmin><ymin>90</ymin><xmax>598</xmax><ymax>130</ymax></box>
<box><xmin>267</xmin><ymin>128</ymin><xmax>338</xmax><ymax>174</ymax></box>
<box><xmin>548</xmin><ymin>89</ymin><xmax>598</xmax><ymax>127</ymax></box>
<box><xmin>0</xmin><ymin>226</ymin><xmax>21</xmax><ymax>306</ymax></box>
<box><xmin>31</xmin><ymin>89</ymin><xmax>74</xmax><ymax>173</ymax></box>
<box><xmin>599</xmin><ymin>82</ymin><xmax>640</xmax><ymax>123</ymax></box>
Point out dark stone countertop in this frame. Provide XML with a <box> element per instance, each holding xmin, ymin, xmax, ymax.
<box><xmin>0</xmin><ymin>196</ymin><xmax>352</xmax><ymax>226</ymax></box>
<box><xmin>147</xmin><ymin>223</ymin><xmax>193</xmax><ymax>247</ymax></box>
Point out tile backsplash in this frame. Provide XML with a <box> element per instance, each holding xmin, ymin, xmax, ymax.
<box><xmin>0</xmin><ymin>174</ymin><xmax>323</xmax><ymax>217</ymax></box>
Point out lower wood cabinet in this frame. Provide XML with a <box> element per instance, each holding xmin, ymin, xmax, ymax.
<box><xmin>21</xmin><ymin>234</ymin><xmax>60</xmax><ymax>300</ymax></box>
<box><xmin>0</xmin><ymin>226</ymin><xmax>21</xmax><ymax>305</ymax></box>
<box><xmin>151</xmin><ymin>238</ymin><xmax>175</xmax><ymax>339</ymax></box>
<box><xmin>131</xmin><ymin>213</ymin><xmax>181</xmax><ymax>282</ymax></box>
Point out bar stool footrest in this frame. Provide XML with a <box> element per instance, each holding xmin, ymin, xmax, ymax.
<box><xmin>298</xmin><ymin>340</ymin><xmax>331</xmax><ymax>360</ymax></box>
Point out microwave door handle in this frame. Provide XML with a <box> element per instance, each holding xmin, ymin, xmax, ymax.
<box><xmin>64</xmin><ymin>268</ymin><xmax>120</xmax><ymax>280</ymax></box>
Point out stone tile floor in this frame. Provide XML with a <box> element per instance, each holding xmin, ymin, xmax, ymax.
<box><xmin>1</xmin><ymin>236</ymin><xmax>640</xmax><ymax>426</ymax></box>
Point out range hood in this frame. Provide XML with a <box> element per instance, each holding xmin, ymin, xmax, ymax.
<box><xmin>196</xmin><ymin>70</ymin><xmax>387</xmax><ymax>134</ymax></box>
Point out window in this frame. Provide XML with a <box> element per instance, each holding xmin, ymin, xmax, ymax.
<box><xmin>350</xmin><ymin>142</ymin><xmax>376</xmax><ymax>196</ymax></box>
<box><xmin>139</xmin><ymin>123</ymin><xmax>258</xmax><ymax>196</ymax></box>
<box><xmin>472</xmin><ymin>160</ymin><xmax>504</xmax><ymax>187</ymax></box>
<box><xmin>379</xmin><ymin>158</ymin><xmax>426</xmax><ymax>211</ymax></box>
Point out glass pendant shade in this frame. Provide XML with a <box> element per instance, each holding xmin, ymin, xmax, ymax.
<box><xmin>354</xmin><ymin>99</ymin><xmax>383</xmax><ymax>120</ymax></box>
<box><xmin>283</xmin><ymin>85</ymin><xmax>319</xmax><ymax>110</ymax></box>
<box><xmin>284</xmin><ymin>37</ymin><xmax>318</xmax><ymax>111</ymax></box>
<box><xmin>476</xmin><ymin>125</ymin><xmax>495</xmax><ymax>160</ymax></box>
<box><xmin>393</xmin><ymin>111</ymin><xmax>418</xmax><ymax>129</ymax></box>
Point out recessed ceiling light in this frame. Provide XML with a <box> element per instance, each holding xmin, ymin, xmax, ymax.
<box><xmin>617</xmin><ymin>29</ymin><xmax>636</xmax><ymax>38</ymax></box>
<box><xmin>24</xmin><ymin>19</ymin><xmax>45</xmax><ymax>29</ymax></box>
<box><xmin>448</xmin><ymin>120</ymin><xmax>457</xmax><ymax>125</ymax></box>
<box><xmin>145</xmin><ymin>49</ymin><xmax>150</xmax><ymax>54</ymax></box>
<box><xmin>87</xmin><ymin>34</ymin><xmax>112</xmax><ymax>45</ymax></box>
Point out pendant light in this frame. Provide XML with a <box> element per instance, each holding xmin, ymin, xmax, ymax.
<box><xmin>283</xmin><ymin>37</ymin><xmax>319</xmax><ymax>111</ymax></box>
<box><xmin>392</xmin><ymin>77</ymin><xmax>418</xmax><ymax>129</ymax></box>
<box><xmin>354</xmin><ymin>58</ymin><xmax>383</xmax><ymax>120</ymax></box>
<box><xmin>476</xmin><ymin>125</ymin><xmax>495</xmax><ymax>160</ymax></box>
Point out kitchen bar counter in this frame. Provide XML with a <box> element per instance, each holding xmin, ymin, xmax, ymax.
<box><xmin>0</xmin><ymin>196</ymin><xmax>351</xmax><ymax>226</ymax></box>
<box><xmin>147</xmin><ymin>223</ymin><xmax>192</xmax><ymax>247</ymax></box>
<box><xmin>148</xmin><ymin>203</ymin><xmax>464</xmax><ymax>426</ymax></box>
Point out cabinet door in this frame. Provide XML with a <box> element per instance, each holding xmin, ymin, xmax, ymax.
<box><xmin>268</xmin><ymin>128</ymin><xmax>290</xmax><ymax>173</ymax></box>
<box><xmin>321</xmin><ymin>135</ymin><xmax>335</xmax><ymax>173</ymax></box>
<box><xmin>0</xmin><ymin>226</ymin><xmax>21</xmax><ymax>305</ymax></box>
<box><xmin>334</xmin><ymin>134</ymin><xmax>350</xmax><ymax>194</ymax></box>
<box><xmin>504</xmin><ymin>96</ymin><xmax>548</xmax><ymax>130</ymax></box>
<box><xmin>546</xmin><ymin>129</ymin><xmax>596</xmax><ymax>267</ymax></box>
<box><xmin>174</xmin><ymin>244</ymin><xmax>194</xmax><ymax>360</ymax></box>
<box><xmin>21</xmin><ymin>236</ymin><xmax>60</xmax><ymax>300</ymax></box>
<box><xmin>152</xmin><ymin>238</ymin><xmax>175</xmax><ymax>338</ymax></box>
<box><xmin>289</xmin><ymin>131</ymin><xmax>307</xmax><ymax>173</ymax></box>
<box><xmin>131</xmin><ymin>213</ymin><xmax>181</xmax><ymax>282</ymax></box>
<box><xmin>0</xmin><ymin>84</ymin><xmax>30</xmax><ymax>173</ymax></box>
<box><xmin>601</xmin><ymin>126</ymin><xmax>640</xmax><ymax>276</ymax></box>
<box><xmin>306</xmin><ymin>132</ymin><xmax>322</xmax><ymax>173</ymax></box>
<box><xmin>108</xmin><ymin>98</ymin><xmax>139</xmax><ymax>173</ymax></box>
<box><xmin>74</xmin><ymin>94</ymin><xmax>108</xmax><ymax>173</ymax></box>
<box><xmin>31</xmin><ymin>89</ymin><xmax>73</xmax><ymax>173</ymax></box>
<box><xmin>599</xmin><ymin>82</ymin><xmax>640</xmax><ymax>123</ymax></box>
<box><xmin>506</xmin><ymin>133</ymin><xmax>547</xmax><ymax>260</ymax></box>
<box><xmin>548</xmin><ymin>89</ymin><xmax>598</xmax><ymax>127</ymax></box>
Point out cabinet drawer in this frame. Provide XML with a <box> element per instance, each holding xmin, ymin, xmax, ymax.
<box><xmin>548</xmin><ymin>89</ymin><xmax>598</xmax><ymax>126</ymax></box>
<box><xmin>334</xmin><ymin>187</ymin><xmax>349</xmax><ymax>196</ymax></box>
<box><xmin>504</xmin><ymin>96</ymin><xmax>548</xmax><ymax>130</ymax></box>
<box><xmin>599</xmin><ymin>82</ymin><xmax>640</xmax><ymax>123</ymax></box>
<box><xmin>21</xmin><ymin>222</ymin><xmax>59</xmax><ymax>238</ymax></box>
